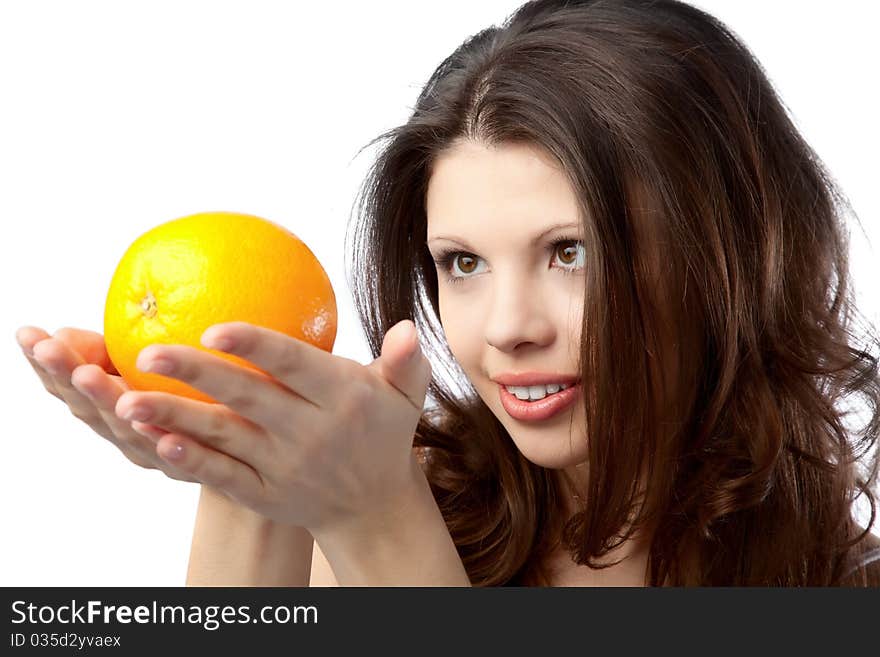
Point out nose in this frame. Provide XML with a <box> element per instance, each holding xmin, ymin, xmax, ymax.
<box><xmin>483</xmin><ymin>266</ymin><xmax>556</xmax><ymax>352</ymax></box>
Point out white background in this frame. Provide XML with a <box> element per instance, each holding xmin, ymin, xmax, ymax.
<box><xmin>1</xmin><ymin>0</ymin><xmax>877</xmax><ymax>586</ymax></box>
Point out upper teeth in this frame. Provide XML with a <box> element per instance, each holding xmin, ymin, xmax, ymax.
<box><xmin>504</xmin><ymin>383</ymin><xmax>570</xmax><ymax>401</ymax></box>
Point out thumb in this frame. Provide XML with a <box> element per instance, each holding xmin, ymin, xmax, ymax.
<box><xmin>368</xmin><ymin>320</ymin><xmax>430</xmax><ymax>410</ymax></box>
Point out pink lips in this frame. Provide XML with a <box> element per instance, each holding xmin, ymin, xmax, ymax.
<box><xmin>498</xmin><ymin>382</ymin><xmax>580</xmax><ymax>422</ymax></box>
<box><xmin>492</xmin><ymin>372</ymin><xmax>580</xmax><ymax>387</ymax></box>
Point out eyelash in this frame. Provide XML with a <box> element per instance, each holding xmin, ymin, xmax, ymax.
<box><xmin>432</xmin><ymin>237</ymin><xmax>586</xmax><ymax>286</ymax></box>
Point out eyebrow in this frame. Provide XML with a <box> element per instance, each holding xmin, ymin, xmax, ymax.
<box><xmin>426</xmin><ymin>222</ymin><xmax>581</xmax><ymax>249</ymax></box>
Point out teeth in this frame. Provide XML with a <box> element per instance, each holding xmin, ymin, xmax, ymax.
<box><xmin>504</xmin><ymin>382</ymin><xmax>569</xmax><ymax>401</ymax></box>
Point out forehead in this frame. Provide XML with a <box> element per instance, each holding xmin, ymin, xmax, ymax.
<box><xmin>426</xmin><ymin>140</ymin><xmax>580</xmax><ymax>233</ymax></box>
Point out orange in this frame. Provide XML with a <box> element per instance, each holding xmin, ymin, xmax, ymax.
<box><xmin>103</xmin><ymin>211</ymin><xmax>337</xmax><ymax>403</ymax></box>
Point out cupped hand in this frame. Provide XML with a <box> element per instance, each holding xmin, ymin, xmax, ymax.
<box><xmin>110</xmin><ymin>319</ymin><xmax>432</xmax><ymax>533</ymax></box>
<box><xmin>15</xmin><ymin>325</ymin><xmax>198</xmax><ymax>483</ymax></box>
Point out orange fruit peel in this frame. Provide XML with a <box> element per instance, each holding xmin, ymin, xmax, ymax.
<box><xmin>103</xmin><ymin>211</ymin><xmax>337</xmax><ymax>403</ymax></box>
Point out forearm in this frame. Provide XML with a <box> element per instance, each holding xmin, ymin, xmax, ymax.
<box><xmin>186</xmin><ymin>485</ymin><xmax>313</xmax><ymax>586</ymax></box>
<box><xmin>311</xmin><ymin>457</ymin><xmax>471</xmax><ymax>586</ymax></box>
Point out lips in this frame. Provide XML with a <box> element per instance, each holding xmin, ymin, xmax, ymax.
<box><xmin>498</xmin><ymin>381</ymin><xmax>580</xmax><ymax>422</ymax></box>
<box><xmin>491</xmin><ymin>372</ymin><xmax>580</xmax><ymax>387</ymax></box>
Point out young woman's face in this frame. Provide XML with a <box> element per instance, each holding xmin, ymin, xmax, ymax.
<box><xmin>426</xmin><ymin>139</ymin><xmax>588</xmax><ymax>470</ymax></box>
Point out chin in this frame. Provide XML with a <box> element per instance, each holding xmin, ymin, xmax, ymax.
<box><xmin>476</xmin><ymin>385</ymin><xmax>588</xmax><ymax>468</ymax></box>
<box><xmin>494</xmin><ymin>410</ymin><xmax>588</xmax><ymax>469</ymax></box>
<box><xmin>508</xmin><ymin>434</ymin><xmax>588</xmax><ymax>470</ymax></box>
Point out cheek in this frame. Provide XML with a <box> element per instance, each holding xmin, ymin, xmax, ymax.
<box><xmin>553</xmin><ymin>284</ymin><xmax>584</xmax><ymax>356</ymax></box>
<box><xmin>438</xmin><ymin>294</ymin><xmax>482</xmax><ymax>372</ymax></box>
<box><xmin>566</xmin><ymin>300</ymin><xmax>581</xmax><ymax>333</ymax></box>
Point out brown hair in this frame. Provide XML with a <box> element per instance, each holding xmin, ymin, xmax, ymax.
<box><xmin>345</xmin><ymin>0</ymin><xmax>880</xmax><ymax>585</ymax></box>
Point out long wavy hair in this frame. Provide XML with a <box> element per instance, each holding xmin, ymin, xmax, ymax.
<box><xmin>345</xmin><ymin>0</ymin><xmax>880</xmax><ymax>585</ymax></box>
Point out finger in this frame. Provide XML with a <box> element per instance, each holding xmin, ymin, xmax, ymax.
<box><xmin>369</xmin><ymin>319</ymin><xmax>431</xmax><ymax>412</ymax></box>
<box><xmin>115</xmin><ymin>390</ymin><xmax>271</xmax><ymax>469</ymax></box>
<box><xmin>70</xmin><ymin>365</ymin><xmax>192</xmax><ymax>472</ymax></box>
<box><xmin>26</xmin><ymin>347</ymin><xmax>129</xmax><ymax>457</ymax></box>
<box><xmin>32</xmin><ymin>338</ymin><xmax>104</xmax><ymax>417</ymax></box>
<box><xmin>130</xmin><ymin>421</ymin><xmax>167</xmax><ymax>441</ymax></box>
<box><xmin>126</xmin><ymin>424</ymin><xmax>201</xmax><ymax>483</ymax></box>
<box><xmin>200</xmin><ymin>321</ymin><xmax>343</xmax><ymax>408</ymax></box>
<box><xmin>135</xmin><ymin>343</ymin><xmax>316</xmax><ymax>435</ymax></box>
<box><xmin>70</xmin><ymin>364</ymin><xmax>130</xmax><ymax>410</ymax></box>
<box><xmin>17</xmin><ymin>332</ymin><xmax>197</xmax><ymax>484</ymax></box>
<box><xmin>116</xmin><ymin>442</ymin><xmax>200</xmax><ymax>484</ymax></box>
<box><xmin>69</xmin><ymin>370</ymin><xmax>201</xmax><ymax>484</ymax></box>
<box><xmin>16</xmin><ymin>327</ymin><xmax>63</xmax><ymax>400</ymax></box>
<box><xmin>16</xmin><ymin>326</ymin><xmax>50</xmax><ymax>357</ymax></box>
<box><xmin>118</xmin><ymin>420</ymin><xmax>200</xmax><ymax>483</ymax></box>
<box><xmin>155</xmin><ymin>432</ymin><xmax>265</xmax><ymax>506</ymax></box>
<box><xmin>71</xmin><ymin>363</ymin><xmax>151</xmax><ymax>444</ymax></box>
<box><xmin>52</xmin><ymin>327</ymin><xmax>118</xmax><ymax>374</ymax></box>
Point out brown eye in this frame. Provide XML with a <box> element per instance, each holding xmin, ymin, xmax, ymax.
<box><xmin>551</xmin><ymin>239</ymin><xmax>585</xmax><ymax>273</ymax></box>
<box><xmin>455</xmin><ymin>254</ymin><xmax>478</xmax><ymax>274</ymax></box>
<box><xmin>557</xmin><ymin>243</ymin><xmax>578</xmax><ymax>265</ymax></box>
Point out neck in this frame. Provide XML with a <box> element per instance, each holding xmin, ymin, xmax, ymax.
<box><xmin>550</xmin><ymin>463</ymin><xmax>653</xmax><ymax>586</ymax></box>
<box><xmin>545</xmin><ymin>536</ymin><xmax>651</xmax><ymax>586</ymax></box>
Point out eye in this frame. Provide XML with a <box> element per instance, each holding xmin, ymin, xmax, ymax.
<box><xmin>431</xmin><ymin>237</ymin><xmax>585</xmax><ymax>286</ymax></box>
<box><xmin>551</xmin><ymin>238</ymin><xmax>586</xmax><ymax>272</ymax></box>
<box><xmin>435</xmin><ymin>252</ymin><xmax>488</xmax><ymax>284</ymax></box>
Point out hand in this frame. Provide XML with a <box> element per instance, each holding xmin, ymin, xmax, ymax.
<box><xmin>111</xmin><ymin>319</ymin><xmax>432</xmax><ymax>533</ymax></box>
<box><xmin>15</xmin><ymin>325</ymin><xmax>198</xmax><ymax>483</ymax></box>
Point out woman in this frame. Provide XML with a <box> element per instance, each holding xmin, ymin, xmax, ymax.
<box><xmin>16</xmin><ymin>0</ymin><xmax>880</xmax><ymax>586</ymax></box>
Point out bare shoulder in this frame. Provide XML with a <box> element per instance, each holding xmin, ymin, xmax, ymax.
<box><xmin>309</xmin><ymin>540</ymin><xmax>339</xmax><ymax>587</ymax></box>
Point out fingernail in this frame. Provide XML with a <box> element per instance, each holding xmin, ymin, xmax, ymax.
<box><xmin>160</xmin><ymin>443</ymin><xmax>185</xmax><ymax>461</ymax></box>
<box><xmin>141</xmin><ymin>358</ymin><xmax>174</xmax><ymax>375</ymax></box>
<box><xmin>124</xmin><ymin>406</ymin><xmax>152</xmax><ymax>422</ymax></box>
<box><xmin>205</xmin><ymin>336</ymin><xmax>235</xmax><ymax>352</ymax></box>
<box><xmin>202</xmin><ymin>330</ymin><xmax>235</xmax><ymax>352</ymax></box>
<box><xmin>16</xmin><ymin>330</ymin><xmax>34</xmax><ymax>356</ymax></box>
<box><xmin>407</xmin><ymin>333</ymin><xmax>422</xmax><ymax>361</ymax></box>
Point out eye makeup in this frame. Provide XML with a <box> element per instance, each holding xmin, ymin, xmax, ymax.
<box><xmin>431</xmin><ymin>237</ymin><xmax>586</xmax><ymax>286</ymax></box>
